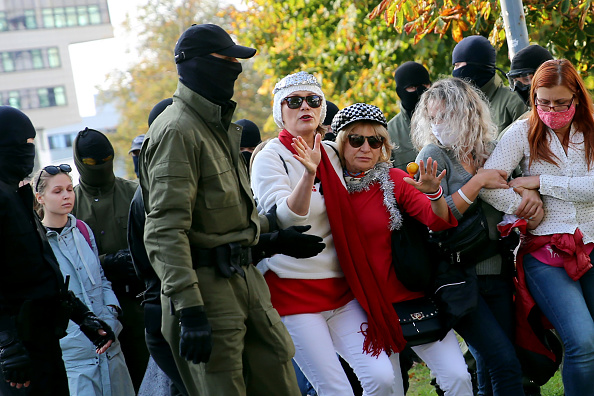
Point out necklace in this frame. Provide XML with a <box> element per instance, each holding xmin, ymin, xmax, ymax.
<box><xmin>344</xmin><ymin>162</ymin><xmax>403</xmax><ymax>231</ymax></box>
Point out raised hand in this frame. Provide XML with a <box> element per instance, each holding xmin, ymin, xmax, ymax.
<box><xmin>403</xmin><ymin>158</ymin><xmax>446</xmax><ymax>194</ymax></box>
<box><xmin>292</xmin><ymin>134</ymin><xmax>322</xmax><ymax>175</ymax></box>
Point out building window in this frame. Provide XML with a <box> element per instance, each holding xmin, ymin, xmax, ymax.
<box><xmin>54</xmin><ymin>8</ymin><xmax>66</xmax><ymax>28</ymax></box>
<box><xmin>0</xmin><ymin>12</ymin><xmax>7</xmax><ymax>32</ymax></box>
<box><xmin>24</xmin><ymin>10</ymin><xmax>36</xmax><ymax>29</ymax></box>
<box><xmin>66</xmin><ymin>7</ymin><xmax>77</xmax><ymax>27</ymax></box>
<box><xmin>48</xmin><ymin>133</ymin><xmax>76</xmax><ymax>150</ymax></box>
<box><xmin>47</xmin><ymin>48</ymin><xmax>60</xmax><ymax>68</ymax></box>
<box><xmin>42</xmin><ymin>9</ymin><xmax>54</xmax><ymax>28</ymax></box>
<box><xmin>31</xmin><ymin>50</ymin><xmax>43</xmax><ymax>69</ymax></box>
<box><xmin>89</xmin><ymin>6</ymin><xmax>101</xmax><ymax>25</ymax></box>
<box><xmin>38</xmin><ymin>87</ymin><xmax>67</xmax><ymax>108</ymax></box>
<box><xmin>77</xmin><ymin>6</ymin><xmax>89</xmax><ymax>26</ymax></box>
<box><xmin>8</xmin><ymin>91</ymin><xmax>20</xmax><ymax>109</ymax></box>
<box><xmin>2</xmin><ymin>53</ymin><xmax>14</xmax><ymax>72</ymax></box>
<box><xmin>0</xmin><ymin>47</ymin><xmax>61</xmax><ymax>73</ymax></box>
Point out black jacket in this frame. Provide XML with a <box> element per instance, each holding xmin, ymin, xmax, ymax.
<box><xmin>128</xmin><ymin>187</ymin><xmax>160</xmax><ymax>306</ymax></box>
<box><xmin>0</xmin><ymin>181</ymin><xmax>65</xmax><ymax>317</ymax></box>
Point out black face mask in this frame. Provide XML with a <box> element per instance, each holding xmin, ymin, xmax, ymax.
<box><xmin>133</xmin><ymin>156</ymin><xmax>140</xmax><ymax>178</ymax></box>
<box><xmin>453</xmin><ymin>64</ymin><xmax>495</xmax><ymax>88</ymax></box>
<box><xmin>178</xmin><ymin>55</ymin><xmax>242</xmax><ymax>105</ymax></box>
<box><xmin>0</xmin><ymin>143</ymin><xmax>35</xmax><ymax>185</ymax></box>
<box><xmin>515</xmin><ymin>85</ymin><xmax>531</xmax><ymax>106</ymax></box>
<box><xmin>396</xmin><ymin>85</ymin><xmax>428</xmax><ymax>115</ymax></box>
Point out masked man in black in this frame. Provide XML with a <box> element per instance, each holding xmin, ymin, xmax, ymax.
<box><xmin>387</xmin><ymin>61</ymin><xmax>431</xmax><ymax>170</ymax></box>
<box><xmin>0</xmin><ymin>106</ymin><xmax>114</xmax><ymax>395</ymax></box>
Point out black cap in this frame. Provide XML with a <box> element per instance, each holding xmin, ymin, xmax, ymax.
<box><xmin>452</xmin><ymin>35</ymin><xmax>496</xmax><ymax>67</ymax></box>
<box><xmin>148</xmin><ymin>98</ymin><xmax>173</xmax><ymax>127</ymax></box>
<box><xmin>509</xmin><ymin>45</ymin><xmax>554</xmax><ymax>76</ymax></box>
<box><xmin>323</xmin><ymin>101</ymin><xmax>340</xmax><ymax>126</ymax></box>
<box><xmin>236</xmin><ymin>119</ymin><xmax>261</xmax><ymax>148</ymax></box>
<box><xmin>174</xmin><ymin>24</ymin><xmax>256</xmax><ymax>64</ymax></box>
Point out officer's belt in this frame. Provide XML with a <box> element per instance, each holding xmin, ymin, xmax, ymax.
<box><xmin>190</xmin><ymin>242</ymin><xmax>251</xmax><ymax>278</ymax></box>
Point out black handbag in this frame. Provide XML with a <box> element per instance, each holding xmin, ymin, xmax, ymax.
<box><xmin>391</xmin><ymin>210</ymin><xmax>434</xmax><ymax>292</ymax></box>
<box><xmin>393</xmin><ymin>297</ymin><xmax>445</xmax><ymax>347</ymax></box>
<box><xmin>429</xmin><ymin>200</ymin><xmax>495</xmax><ymax>265</ymax></box>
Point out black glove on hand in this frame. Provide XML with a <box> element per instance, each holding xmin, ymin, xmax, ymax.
<box><xmin>68</xmin><ymin>292</ymin><xmax>115</xmax><ymax>351</ymax></box>
<box><xmin>0</xmin><ymin>317</ymin><xmax>31</xmax><ymax>385</ymax></box>
<box><xmin>102</xmin><ymin>248</ymin><xmax>136</xmax><ymax>282</ymax></box>
<box><xmin>179</xmin><ymin>306</ymin><xmax>212</xmax><ymax>364</ymax></box>
<box><xmin>257</xmin><ymin>225</ymin><xmax>325</xmax><ymax>259</ymax></box>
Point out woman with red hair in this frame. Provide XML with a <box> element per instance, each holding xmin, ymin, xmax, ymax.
<box><xmin>480</xmin><ymin>59</ymin><xmax>594</xmax><ymax>395</ymax></box>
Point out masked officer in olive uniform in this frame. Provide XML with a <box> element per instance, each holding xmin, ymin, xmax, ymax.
<box><xmin>72</xmin><ymin>128</ymin><xmax>148</xmax><ymax>391</ymax></box>
<box><xmin>452</xmin><ymin>35</ymin><xmax>528</xmax><ymax>134</ymax></box>
<box><xmin>139</xmin><ymin>24</ymin><xmax>322</xmax><ymax>396</ymax></box>
<box><xmin>387</xmin><ymin>61</ymin><xmax>431</xmax><ymax>171</ymax></box>
<box><xmin>0</xmin><ymin>106</ymin><xmax>115</xmax><ymax>395</ymax></box>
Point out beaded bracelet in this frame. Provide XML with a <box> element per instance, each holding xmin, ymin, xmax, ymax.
<box><xmin>425</xmin><ymin>185</ymin><xmax>443</xmax><ymax>201</ymax></box>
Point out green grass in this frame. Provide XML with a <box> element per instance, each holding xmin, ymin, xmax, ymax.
<box><xmin>406</xmin><ymin>362</ymin><xmax>564</xmax><ymax>395</ymax></box>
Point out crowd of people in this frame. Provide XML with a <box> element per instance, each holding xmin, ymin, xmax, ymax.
<box><xmin>0</xmin><ymin>22</ymin><xmax>592</xmax><ymax>396</ymax></box>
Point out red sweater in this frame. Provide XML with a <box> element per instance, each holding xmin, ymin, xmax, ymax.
<box><xmin>348</xmin><ymin>168</ymin><xmax>456</xmax><ymax>304</ymax></box>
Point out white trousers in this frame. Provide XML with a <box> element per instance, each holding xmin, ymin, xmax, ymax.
<box><xmin>283</xmin><ymin>299</ymin><xmax>472</xmax><ymax>396</ymax></box>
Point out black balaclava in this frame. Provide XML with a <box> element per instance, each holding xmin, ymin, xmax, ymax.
<box><xmin>74</xmin><ymin>127</ymin><xmax>115</xmax><ymax>190</ymax></box>
<box><xmin>324</xmin><ymin>101</ymin><xmax>340</xmax><ymax>126</ymax></box>
<box><xmin>0</xmin><ymin>106</ymin><xmax>36</xmax><ymax>185</ymax></box>
<box><xmin>509</xmin><ymin>45</ymin><xmax>554</xmax><ymax>105</ymax></box>
<box><xmin>394</xmin><ymin>61</ymin><xmax>431</xmax><ymax>115</ymax></box>
<box><xmin>177</xmin><ymin>55</ymin><xmax>242</xmax><ymax>107</ymax></box>
<box><xmin>452</xmin><ymin>35</ymin><xmax>496</xmax><ymax>88</ymax></box>
<box><xmin>148</xmin><ymin>98</ymin><xmax>173</xmax><ymax>127</ymax></box>
<box><xmin>241</xmin><ymin>150</ymin><xmax>252</xmax><ymax>168</ymax></box>
<box><xmin>236</xmin><ymin>119</ymin><xmax>261</xmax><ymax>148</ymax></box>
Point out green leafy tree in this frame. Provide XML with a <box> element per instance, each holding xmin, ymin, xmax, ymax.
<box><xmin>100</xmin><ymin>0</ymin><xmax>270</xmax><ymax>176</ymax></box>
<box><xmin>370</xmin><ymin>0</ymin><xmax>594</xmax><ymax>73</ymax></box>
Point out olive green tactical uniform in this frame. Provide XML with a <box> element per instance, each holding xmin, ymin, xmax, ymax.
<box><xmin>387</xmin><ymin>105</ymin><xmax>417</xmax><ymax>171</ymax></box>
<box><xmin>480</xmin><ymin>74</ymin><xmax>528</xmax><ymax>135</ymax></box>
<box><xmin>139</xmin><ymin>81</ymin><xmax>299</xmax><ymax>396</ymax></box>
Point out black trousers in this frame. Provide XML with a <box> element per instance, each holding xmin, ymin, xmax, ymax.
<box><xmin>144</xmin><ymin>303</ymin><xmax>188</xmax><ymax>396</ymax></box>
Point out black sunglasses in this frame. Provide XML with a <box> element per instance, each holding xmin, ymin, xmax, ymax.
<box><xmin>283</xmin><ymin>95</ymin><xmax>322</xmax><ymax>109</ymax></box>
<box><xmin>347</xmin><ymin>134</ymin><xmax>384</xmax><ymax>149</ymax></box>
<box><xmin>36</xmin><ymin>164</ymin><xmax>72</xmax><ymax>192</ymax></box>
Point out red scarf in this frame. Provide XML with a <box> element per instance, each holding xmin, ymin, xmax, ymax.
<box><xmin>278</xmin><ymin>130</ymin><xmax>405</xmax><ymax>356</ymax></box>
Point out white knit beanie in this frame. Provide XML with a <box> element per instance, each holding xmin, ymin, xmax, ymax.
<box><xmin>272</xmin><ymin>71</ymin><xmax>327</xmax><ymax>129</ymax></box>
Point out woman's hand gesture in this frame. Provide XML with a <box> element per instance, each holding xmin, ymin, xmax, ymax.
<box><xmin>293</xmin><ymin>134</ymin><xmax>322</xmax><ymax>175</ymax></box>
<box><xmin>403</xmin><ymin>157</ymin><xmax>446</xmax><ymax>193</ymax></box>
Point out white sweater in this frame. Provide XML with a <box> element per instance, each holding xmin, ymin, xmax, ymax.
<box><xmin>480</xmin><ymin>118</ymin><xmax>594</xmax><ymax>244</ymax></box>
<box><xmin>251</xmin><ymin>138</ymin><xmax>345</xmax><ymax>279</ymax></box>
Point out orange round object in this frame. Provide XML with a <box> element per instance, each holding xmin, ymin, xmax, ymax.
<box><xmin>406</xmin><ymin>162</ymin><xmax>419</xmax><ymax>176</ymax></box>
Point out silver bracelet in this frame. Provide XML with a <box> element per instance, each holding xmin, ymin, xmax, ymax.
<box><xmin>458</xmin><ymin>188</ymin><xmax>473</xmax><ymax>205</ymax></box>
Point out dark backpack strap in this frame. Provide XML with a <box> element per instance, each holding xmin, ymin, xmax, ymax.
<box><xmin>76</xmin><ymin>219</ymin><xmax>92</xmax><ymax>249</ymax></box>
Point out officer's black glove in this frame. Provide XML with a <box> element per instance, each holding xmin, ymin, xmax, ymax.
<box><xmin>68</xmin><ymin>292</ymin><xmax>115</xmax><ymax>352</ymax></box>
<box><xmin>256</xmin><ymin>225</ymin><xmax>325</xmax><ymax>259</ymax></box>
<box><xmin>179</xmin><ymin>306</ymin><xmax>212</xmax><ymax>364</ymax></box>
<box><xmin>0</xmin><ymin>317</ymin><xmax>30</xmax><ymax>386</ymax></box>
<box><xmin>102</xmin><ymin>248</ymin><xmax>137</xmax><ymax>282</ymax></box>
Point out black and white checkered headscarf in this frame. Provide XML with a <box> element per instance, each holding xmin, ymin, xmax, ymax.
<box><xmin>331</xmin><ymin>103</ymin><xmax>387</xmax><ymax>133</ymax></box>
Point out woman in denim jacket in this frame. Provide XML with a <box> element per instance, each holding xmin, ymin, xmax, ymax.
<box><xmin>33</xmin><ymin>165</ymin><xmax>133</xmax><ymax>396</ymax></box>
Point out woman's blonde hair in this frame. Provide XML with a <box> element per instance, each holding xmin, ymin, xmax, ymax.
<box><xmin>410</xmin><ymin>77</ymin><xmax>497</xmax><ymax>168</ymax></box>
<box><xmin>335</xmin><ymin>121</ymin><xmax>394</xmax><ymax>167</ymax></box>
<box><xmin>32</xmin><ymin>168</ymin><xmax>73</xmax><ymax>219</ymax></box>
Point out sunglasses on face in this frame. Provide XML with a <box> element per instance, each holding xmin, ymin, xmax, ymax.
<box><xmin>347</xmin><ymin>134</ymin><xmax>384</xmax><ymax>149</ymax></box>
<box><xmin>282</xmin><ymin>95</ymin><xmax>322</xmax><ymax>109</ymax></box>
<box><xmin>36</xmin><ymin>164</ymin><xmax>72</xmax><ymax>192</ymax></box>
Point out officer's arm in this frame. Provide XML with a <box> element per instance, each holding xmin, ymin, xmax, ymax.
<box><xmin>142</xmin><ymin>128</ymin><xmax>203</xmax><ymax>311</ymax></box>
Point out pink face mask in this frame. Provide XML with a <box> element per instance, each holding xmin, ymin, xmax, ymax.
<box><xmin>537</xmin><ymin>104</ymin><xmax>576</xmax><ymax>130</ymax></box>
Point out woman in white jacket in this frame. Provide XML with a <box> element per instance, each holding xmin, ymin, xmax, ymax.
<box><xmin>33</xmin><ymin>164</ymin><xmax>134</xmax><ymax>396</ymax></box>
